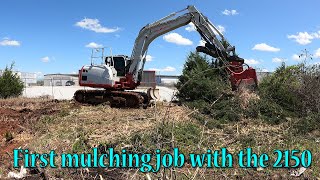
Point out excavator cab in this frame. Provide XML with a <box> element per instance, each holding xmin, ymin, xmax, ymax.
<box><xmin>105</xmin><ymin>55</ymin><xmax>131</xmax><ymax>77</ymax></box>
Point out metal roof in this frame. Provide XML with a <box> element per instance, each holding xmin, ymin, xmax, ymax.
<box><xmin>44</xmin><ymin>73</ymin><xmax>78</xmax><ymax>77</ymax></box>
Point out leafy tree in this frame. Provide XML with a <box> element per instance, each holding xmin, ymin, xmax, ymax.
<box><xmin>0</xmin><ymin>63</ymin><xmax>24</xmax><ymax>98</ymax></box>
<box><xmin>176</xmin><ymin>52</ymin><xmax>228</xmax><ymax>103</ymax></box>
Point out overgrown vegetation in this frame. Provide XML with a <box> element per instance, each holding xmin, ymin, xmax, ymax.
<box><xmin>176</xmin><ymin>52</ymin><xmax>241</xmax><ymax>124</ymax></box>
<box><xmin>0</xmin><ymin>62</ymin><xmax>24</xmax><ymax>99</ymax></box>
<box><xmin>176</xmin><ymin>52</ymin><xmax>320</xmax><ymax>134</ymax></box>
<box><xmin>254</xmin><ymin>63</ymin><xmax>320</xmax><ymax>130</ymax></box>
<box><xmin>1</xmin><ymin>52</ymin><xmax>319</xmax><ymax>179</ymax></box>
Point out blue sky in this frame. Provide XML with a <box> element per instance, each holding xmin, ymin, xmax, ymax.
<box><xmin>1</xmin><ymin>0</ymin><xmax>320</xmax><ymax>77</ymax></box>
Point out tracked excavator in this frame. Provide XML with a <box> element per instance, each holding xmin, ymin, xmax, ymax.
<box><xmin>74</xmin><ymin>5</ymin><xmax>258</xmax><ymax>108</ymax></box>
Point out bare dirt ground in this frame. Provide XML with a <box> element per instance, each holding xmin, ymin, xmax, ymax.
<box><xmin>0</xmin><ymin>98</ymin><xmax>61</xmax><ymax>175</ymax></box>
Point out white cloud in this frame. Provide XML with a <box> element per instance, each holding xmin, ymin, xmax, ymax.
<box><xmin>292</xmin><ymin>54</ymin><xmax>302</xmax><ymax>61</ymax></box>
<box><xmin>85</xmin><ymin>42</ymin><xmax>103</xmax><ymax>48</ymax></box>
<box><xmin>75</xmin><ymin>18</ymin><xmax>119</xmax><ymax>33</ymax></box>
<box><xmin>244</xmin><ymin>58</ymin><xmax>260</xmax><ymax>65</ymax></box>
<box><xmin>145</xmin><ymin>55</ymin><xmax>153</xmax><ymax>62</ymax></box>
<box><xmin>186</xmin><ymin>22</ymin><xmax>225</xmax><ymax>35</ymax></box>
<box><xmin>148</xmin><ymin>66</ymin><xmax>176</xmax><ymax>72</ymax></box>
<box><xmin>213</xmin><ymin>25</ymin><xmax>226</xmax><ymax>35</ymax></box>
<box><xmin>261</xmin><ymin>68</ymin><xmax>269</xmax><ymax>72</ymax></box>
<box><xmin>216</xmin><ymin>25</ymin><xmax>225</xmax><ymax>34</ymax></box>
<box><xmin>198</xmin><ymin>40</ymin><xmax>206</xmax><ymax>46</ymax></box>
<box><xmin>185</xmin><ymin>23</ymin><xmax>196</xmax><ymax>32</ymax></box>
<box><xmin>312</xmin><ymin>31</ymin><xmax>320</xmax><ymax>38</ymax></box>
<box><xmin>287</xmin><ymin>31</ymin><xmax>320</xmax><ymax>45</ymax></box>
<box><xmin>272</xmin><ymin>57</ymin><xmax>286</xmax><ymax>63</ymax></box>
<box><xmin>0</xmin><ymin>38</ymin><xmax>21</xmax><ymax>46</ymax></box>
<box><xmin>252</xmin><ymin>43</ymin><xmax>280</xmax><ymax>52</ymax></box>
<box><xmin>314</xmin><ymin>48</ymin><xmax>320</xmax><ymax>58</ymax></box>
<box><xmin>41</xmin><ymin>56</ymin><xmax>50</xmax><ymax>63</ymax></box>
<box><xmin>208</xmin><ymin>25</ymin><xmax>225</xmax><ymax>35</ymax></box>
<box><xmin>222</xmin><ymin>9</ymin><xmax>238</xmax><ymax>16</ymax></box>
<box><xmin>162</xmin><ymin>66</ymin><xmax>176</xmax><ymax>72</ymax></box>
<box><xmin>148</xmin><ymin>68</ymin><xmax>161</xmax><ymax>72</ymax></box>
<box><xmin>288</xmin><ymin>32</ymin><xmax>313</xmax><ymax>45</ymax></box>
<box><xmin>163</xmin><ymin>33</ymin><xmax>193</xmax><ymax>45</ymax></box>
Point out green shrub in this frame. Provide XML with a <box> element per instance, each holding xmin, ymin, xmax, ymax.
<box><xmin>293</xmin><ymin>112</ymin><xmax>320</xmax><ymax>135</ymax></box>
<box><xmin>176</xmin><ymin>52</ymin><xmax>241</xmax><ymax>123</ymax></box>
<box><xmin>244</xmin><ymin>98</ymin><xmax>287</xmax><ymax>124</ymax></box>
<box><xmin>126</xmin><ymin>122</ymin><xmax>201</xmax><ymax>155</ymax></box>
<box><xmin>237</xmin><ymin>135</ymin><xmax>256</xmax><ymax>148</ymax></box>
<box><xmin>58</xmin><ymin>109</ymin><xmax>70</xmax><ymax>117</ymax></box>
<box><xmin>244</xmin><ymin>99</ymin><xmax>260</xmax><ymax>119</ymax></box>
<box><xmin>299</xmin><ymin>64</ymin><xmax>320</xmax><ymax>114</ymax></box>
<box><xmin>211</xmin><ymin>95</ymin><xmax>241</xmax><ymax>122</ymax></box>
<box><xmin>176</xmin><ymin>52</ymin><xmax>228</xmax><ymax>104</ymax></box>
<box><xmin>259</xmin><ymin>63</ymin><xmax>302</xmax><ymax>114</ymax></box>
<box><xmin>259</xmin><ymin>99</ymin><xmax>286</xmax><ymax>124</ymax></box>
<box><xmin>72</xmin><ymin>136</ymin><xmax>89</xmax><ymax>153</ymax></box>
<box><xmin>257</xmin><ymin>62</ymin><xmax>320</xmax><ymax>126</ymax></box>
<box><xmin>4</xmin><ymin>131</ymin><xmax>13</xmax><ymax>142</ymax></box>
<box><xmin>174</xmin><ymin>122</ymin><xmax>201</xmax><ymax>146</ymax></box>
<box><xmin>0</xmin><ymin>63</ymin><xmax>24</xmax><ymax>98</ymax></box>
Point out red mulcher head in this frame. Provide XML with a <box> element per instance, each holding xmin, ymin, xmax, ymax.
<box><xmin>196</xmin><ymin>44</ymin><xmax>258</xmax><ymax>91</ymax></box>
<box><xmin>228</xmin><ymin>61</ymin><xmax>258</xmax><ymax>91</ymax></box>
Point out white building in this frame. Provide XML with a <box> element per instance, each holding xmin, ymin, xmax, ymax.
<box><xmin>44</xmin><ymin>74</ymin><xmax>79</xmax><ymax>86</ymax></box>
<box><xmin>18</xmin><ymin>72</ymin><xmax>37</xmax><ymax>86</ymax></box>
<box><xmin>156</xmin><ymin>75</ymin><xmax>179</xmax><ymax>87</ymax></box>
<box><xmin>256</xmin><ymin>72</ymin><xmax>272</xmax><ymax>82</ymax></box>
<box><xmin>155</xmin><ymin>72</ymin><xmax>271</xmax><ymax>87</ymax></box>
<box><xmin>0</xmin><ymin>69</ymin><xmax>37</xmax><ymax>86</ymax></box>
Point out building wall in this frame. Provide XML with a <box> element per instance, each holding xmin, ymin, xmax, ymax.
<box><xmin>42</xmin><ymin>71</ymin><xmax>272</xmax><ymax>87</ymax></box>
<box><xmin>44</xmin><ymin>74</ymin><xmax>79</xmax><ymax>86</ymax></box>
<box><xmin>140</xmin><ymin>71</ymin><xmax>156</xmax><ymax>88</ymax></box>
<box><xmin>18</xmin><ymin>72</ymin><xmax>37</xmax><ymax>86</ymax></box>
<box><xmin>256</xmin><ymin>72</ymin><xmax>272</xmax><ymax>82</ymax></box>
<box><xmin>45</xmin><ymin>72</ymin><xmax>157</xmax><ymax>87</ymax></box>
<box><xmin>0</xmin><ymin>70</ymin><xmax>37</xmax><ymax>86</ymax></box>
<box><xmin>155</xmin><ymin>72</ymin><xmax>272</xmax><ymax>87</ymax></box>
<box><xmin>156</xmin><ymin>75</ymin><xmax>179</xmax><ymax>87</ymax></box>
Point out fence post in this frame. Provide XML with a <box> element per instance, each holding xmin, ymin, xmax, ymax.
<box><xmin>51</xmin><ymin>78</ymin><xmax>54</xmax><ymax>99</ymax></box>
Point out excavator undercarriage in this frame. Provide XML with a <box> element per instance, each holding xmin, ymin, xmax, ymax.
<box><xmin>74</xmin><ymin>89</ymin><xmax>150</xmax><ymax>108</ymax></box>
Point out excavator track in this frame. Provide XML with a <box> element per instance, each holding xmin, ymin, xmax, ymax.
<box><xmin>74</xmin><ymin>90</ymin><xmax>148</xmax><ymax>108</ymax></box>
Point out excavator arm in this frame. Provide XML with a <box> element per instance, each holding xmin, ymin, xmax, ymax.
<box><xmin>129</xmin><ymin>5</ymin><xmax>237</xmax><ymax>83</ymax></box>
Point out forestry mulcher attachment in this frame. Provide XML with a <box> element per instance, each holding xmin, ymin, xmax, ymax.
<box><xmin>74</xmin><ymin>5</ymin><xmax>258</xmax><ymax>108</ymax></box>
